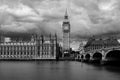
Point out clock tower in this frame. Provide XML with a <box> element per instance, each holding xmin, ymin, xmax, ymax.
<box><xmin>62</xmin><ymin>10</ymin><xmax>70</xmax><ymax>57</ymax></box>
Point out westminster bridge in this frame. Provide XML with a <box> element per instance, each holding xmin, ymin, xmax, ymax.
<box><xmin>78</xmin><ymin>36</ymin><xmax>120</xmax><ymax>64</ymax></box>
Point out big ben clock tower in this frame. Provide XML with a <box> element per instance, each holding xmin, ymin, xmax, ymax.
<box><xmin>62</xmin><ymin>10</ymin><xmax>70</xmax><ymax>57</ymax></box>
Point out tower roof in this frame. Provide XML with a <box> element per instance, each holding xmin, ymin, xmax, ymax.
<box><xmin>64</xmin><ymin>9</ymin><xmax>68</xmax><ymax>19</ymax></box>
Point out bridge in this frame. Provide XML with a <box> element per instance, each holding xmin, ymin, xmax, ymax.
<box><xmin>78</xmin><ymin>36</ymin><xmax>120</xmax><ymax>64</ymax></box>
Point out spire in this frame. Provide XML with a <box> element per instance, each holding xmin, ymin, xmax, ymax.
<box><xmin>64</xmin><ymin>9</ymin><xmax>68</xmax><ymax>19</ymax></box>
<box><xmin>55</xmin><ymin>33</ymin><xmax>57</xmax><ymax>39</ymax></box>
<box><xmin>31</xmin><ymin>34</ymin><xmax>34</xmax><ymax>42</ymax></box>
<box><xmin>49</xmin><ymin>33</ymin><xmax>51</xmax><ymax>40</ymax></box>
<box><xmin>41</xmin><ymin>34</ymin><xmax>44</xmax><ymax>42</ymax></box>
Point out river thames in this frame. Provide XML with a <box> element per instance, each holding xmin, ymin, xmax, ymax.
<box><xmin>0</xmin><ymin>61</ymin><xmax>120</xmax><ymax>80</ymax></box>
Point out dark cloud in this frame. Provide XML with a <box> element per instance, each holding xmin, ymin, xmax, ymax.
<box><xmin>1</xmin><ymin>0</ymin><xmax>120</xmax><ymax>50</ymax></box>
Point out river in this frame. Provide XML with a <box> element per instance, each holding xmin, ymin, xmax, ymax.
<box><xmin>0</xmin><ymin>61</ymin><xmax>120</xmax><ymax>80</ymax></box>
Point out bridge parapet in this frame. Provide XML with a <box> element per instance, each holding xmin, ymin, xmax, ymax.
<box><xmin>83</xmin><ymin>45</ymin><xmax>120</xmax><ymax>55</ymax></box>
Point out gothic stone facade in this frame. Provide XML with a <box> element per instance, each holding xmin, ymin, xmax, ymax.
<box><xmin>0</xmin><ymin>34</ymin><xmax>58</xmax><ymax>60</ymax></box>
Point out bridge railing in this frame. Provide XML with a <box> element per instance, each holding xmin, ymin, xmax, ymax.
<box><xmin>83</xmin><ymin>46</ymin><xmax>120</xmax><ymax>54</ymax></box>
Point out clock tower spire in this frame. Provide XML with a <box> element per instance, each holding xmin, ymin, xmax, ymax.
<box><xmin>62</xmin><ymin>9</ymin><xmax>71</xmax><ymax>57</ymax></box>
<box><xmin>65</xmin><ymin>9</ymin><xmax>68</xmax><ymax>19</ymax></box>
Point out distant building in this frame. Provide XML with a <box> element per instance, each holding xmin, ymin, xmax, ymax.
<box><xmin>84</xmin><ymin>36</ymin><xmax>120</xmax><ymax>53</ymax></box>
<box><xmin>0</xmin><ymin>34</ymin><xmax>59</xmax><ymax>60</ymax></box>
<box><xmin>79</xmin><ymin>41</ymin><xmax>86</xmax><ymax>54</ymax></box>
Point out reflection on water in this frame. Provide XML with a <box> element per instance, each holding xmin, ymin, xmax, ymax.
<box><xmin>0</xmin><ymin>61</ymin><xmax>120</xmax><ymax>80</ymax></box>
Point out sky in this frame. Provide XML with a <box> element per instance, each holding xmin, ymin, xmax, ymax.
<box><xmin>0</xmin><ymin>0</ymin><xmax>120</xmax><ymax>50</ymax></box>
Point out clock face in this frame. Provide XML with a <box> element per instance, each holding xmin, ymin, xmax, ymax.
<box><xmin>64</xmin><ymin>26</ymin><xmax>69</xmax><ymax>30</ymax></box>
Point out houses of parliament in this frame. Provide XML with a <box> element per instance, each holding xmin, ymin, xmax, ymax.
<box><xmin>0</xmin><ymin>34</ymin><xmax>59</xmax><ymax>60</ymax></box>
<box><xmin>0</xmin><ymin>10</ymin><xmax>72</xmax><ymax>60</ymax></box>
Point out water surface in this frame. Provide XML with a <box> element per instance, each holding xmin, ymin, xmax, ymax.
<box><xmin>0</xmin><ymin>61</ymin><xmax>120</xmax><ymax>80</ymax></box>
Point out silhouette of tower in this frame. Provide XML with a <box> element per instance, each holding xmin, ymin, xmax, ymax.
<box><xmin>0</xmin><ymin>24</ymin><xmax>4</xmax><ymax>43</ymax></box>
<box><xmin>62</xmin><ymin>10</ymin><xmax>70</xmax><ymax>57</ymax></box>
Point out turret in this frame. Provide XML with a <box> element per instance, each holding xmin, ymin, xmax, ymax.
<box><xmin>40</xmin><ymin>34</ymin><xmax>44</xmax><ymax>44</ymax></box>
<box><xmin>31</xmin><ymin>34</ymin><xmax>35</xmax><ymax>42</ymax></box>
<box><xmin>53</xmin><ymin>33</ymin><xmax>57</xmax><ymax>44</ymax></box>
<box><xmin>55</xmin><ymin>33</ymin><xmax>57</xmax><ymax>44</ymax></box>
<box><xmin>49</xmin><ymin>33</ymin><xmax>51</xmax><ymax>42</ymax></box>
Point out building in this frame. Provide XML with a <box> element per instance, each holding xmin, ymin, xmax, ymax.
<box><xmin>62</xmin><ymin>10</ymin><xmax>71</xmax><ymax>57</ymax></box>
<box><xmin>0</xmin><ymin>34</ymin><xmax>59</xmax><ymax>60</ymax></box>
<box><xmin>79</xmin><ymin>41</ymin><xmax>86</xmax><ymax>54</ymax></box>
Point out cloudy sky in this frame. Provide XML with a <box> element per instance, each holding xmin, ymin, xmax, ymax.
<box><xmin>0</xmin><ymin>0</ymin><xmax>120</xmax><ymax>50</ymax></box>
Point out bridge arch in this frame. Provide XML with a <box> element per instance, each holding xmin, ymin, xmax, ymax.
<box><xmin>93</xmin><ymin>52</ymin><xmax>102</xmax><ymax>60</ymax></box>
<box><xmin>105</xmin><ymin>50</ymin><xmax>120</xmax><ymax>61</ymax></box>
<box><xmin>81</xmin><ymin>55</ymin><xmax>84</xmax><ymax>59</ymax></box>
<box><xmin>85</xmin><ymin>54</ymin><xmax>90</xmax><ymax>60</ymax></box>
